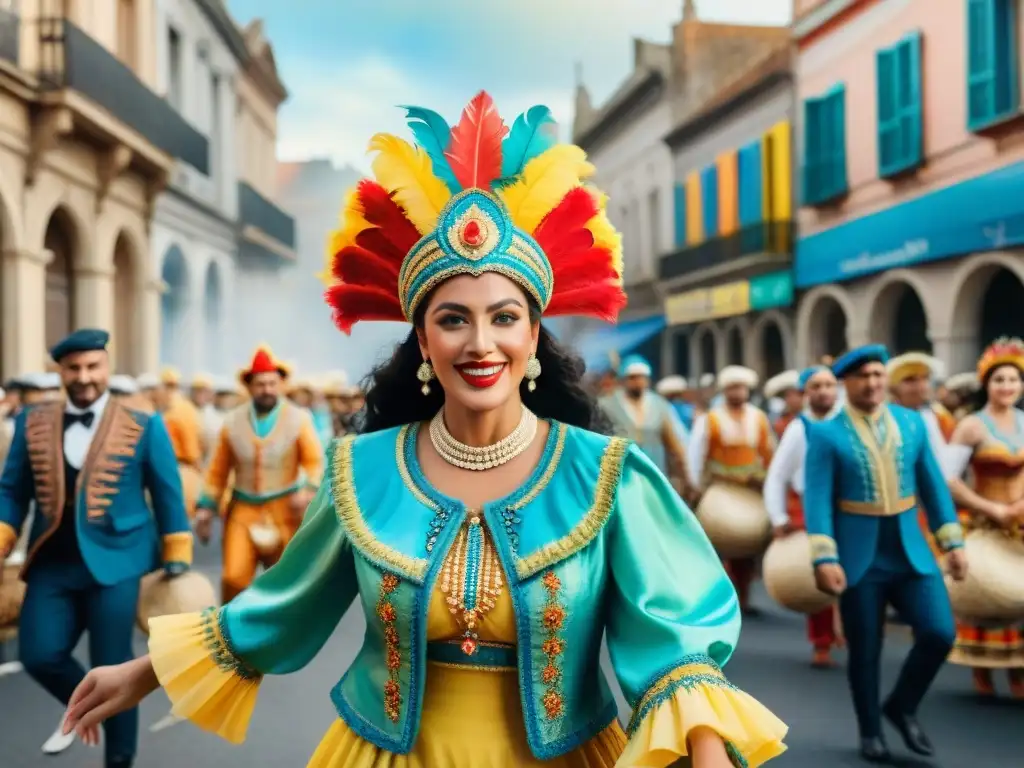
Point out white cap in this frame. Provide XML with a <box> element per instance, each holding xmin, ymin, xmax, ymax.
<box><xmin>39</xmin><ymin>372</ymin><xmax>61</xmax><ymax>390</ymax></box>
<box><xmin>109</xmin><ymin>375</ymin><xmax>139</xmax><ymax>395</ymax></box>
<box><xmin>698</xmin><ymin>372</ymin><xmax>715</xmax><ymax>388</ymax></box>
<box><xmin>214</xmin><ymin>375</ymin><xmax>238</xmax><ymax>394</ymax></box>
<box><xmin>763</xmin><ymin>370</ymin><xmax>800</xmax><ymax>400</ymax></box>
<box><xmin>655</xmin><ymin>375</ymin><xmax>688</xmax><ymax>396</ymax></box>
<box><xmin>136</xmin><ymin>373</ymin><xmax>159</xmax><ymax>390</ymax></box>
<box><xmin>717</xmin><ymin>365</ymin><xmax>758</xmax><ymax>390</ymax></box>
<box><xmin>944</xmin><ymin>372</ymin><xmax>980</xmax><ymax>392</ymax></box>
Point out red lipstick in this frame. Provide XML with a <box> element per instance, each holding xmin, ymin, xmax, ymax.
<box><xmin>455</xmin><ymin>362</ymin><xmax>507</xmax><ymax>389</ymax></box>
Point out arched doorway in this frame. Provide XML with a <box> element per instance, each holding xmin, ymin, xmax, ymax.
<box><xmin>761</xmin><ymin>321</ymin><xmax>785</xmax><ymax>377</ymax></box>
<box><xmin>112</xmin><ymin>232</ymin><xmax>138</xmax><ymax>373</ymax></box>
<box><xmin>869</xmin><ymin>280</ymin><xmax>930</xmax><ymax>354</ymax></box>
<box><xmin>160</xmin><ymin>245</ymin><xmax>189</xmax><ymax>368</ymax></box>
<box><xmin>672</xmin><ymin>331</ymin><xmax>691</xmax><ymax>379</ymax></box>
<box><xmin>980</xmin><ymin>267</ymin><xmax>1024</xmax><ymax>346</ymax></box>
<box><xmin>44</xmin><ymin>207</ymin><xmax>78</xmax><ymax>353</ymax></box>
<box><xmin>727</xmin><ymin>326</ymin><xmax>743</xmax><ymax>365</ymax></box>
<box><xmin>808</xmin><ymin>296</ymin><xmax>848</xmax><ymax>361</ymax></box>
<box><xmin>203</xmin><ymin>261</ymin><xmax>222</xmax><ymax>371</ymax></box>
<box><xmin>698</xmin><ymin>329</ymin><xmax>716</xmax><ymax>376</ymax></box>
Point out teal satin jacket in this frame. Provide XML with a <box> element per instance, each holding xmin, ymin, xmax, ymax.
<box><xmin>205</xmin><ymin>420</ymin><xmax>743</xmax><ymax>759</ymax></box>
<box><xmin>803</xmin><ymin>403</ymin><xmax>963</xmax><ymax>586</ymax></box>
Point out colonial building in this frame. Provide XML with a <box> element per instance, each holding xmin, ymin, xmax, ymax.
<box><xmin>794</xmin><ymin>0</ymin><xmax>1024</xmax><ymax>372</ymax></box>
<box><xmin>0</xmin><ymin>0</ymin><xmax>208</xmax><ymax>377</ymax></box>
<box><xmin>152</xmin><ymin>0</ymin><xmax>243</xmax><ymax>374</ymax></box>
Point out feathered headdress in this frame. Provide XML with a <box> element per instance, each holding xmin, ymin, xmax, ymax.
<box><xmin>321</xmin><ymin>91</ymin><xmax>625</xmax><ymax>333</ymax></box>
<box><xmin>977</xmin><ymin>336</ymin><xmax>1024</xmax><ymax>381</ymax></box>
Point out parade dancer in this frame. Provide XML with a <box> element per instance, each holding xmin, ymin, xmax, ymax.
<box><xmin>688</xmin><ymin>365</ymin><xmax>774</xmax><ymax>614</ymax></box>
<box><xmin>764</xmin><ymin>369</ymin><xmax>801</xmax><ymax>437</ymax></box>
<box><xmin>62</xmin><ymin>90</ymin><xmax>786</xmax><ymax>768</ymax></box>
<box><xmin>0</xmin><ymin>329</ymin><xmax>192</xmax><ymax>768</ymax></box>
<box><xmin>763</xmin><ymin>365</ymin><xmax>842</xmax><ymax>667</ymax></box>
<box><xmin>194</xmin><ymin>345</ymin><xmax>323</xmax><ymax>603</ymax></box>
<box><xmin>805</xmin><ymin>344</ymin><xmax>967</xmax><ymax>763</ymax></box>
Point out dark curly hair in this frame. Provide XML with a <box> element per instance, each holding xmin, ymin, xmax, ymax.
<box><xmin>359</xmin><ymin>296</ymin><xmax>611</xmax><ymax>435</ymax></box>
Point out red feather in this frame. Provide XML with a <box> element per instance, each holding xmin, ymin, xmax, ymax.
<box><xmin>325</xmin><ymin>284</ymin><xmax>404</xmax><ymax>334</ymax></box>
<box><xmin>550</xmin><ymin>247</ymin><xmax>618</xmax><ymax>289</ymax></box>
<box><xmin>533</xmin><ymin>188</ymin><xmax>598</xmax><ymax>254</ymax></box>
<box><xmin>332</xmin><ymin>245</ymin><xmax>400</xmax><ymax>294</ymax></box>
<box><xmin>355</xmin><ymin>229</ymin><xmax>407</xmax><ymax>266</ymax></box>
<box><xmin>355</xmin><ymin>180</ymin><xmax>421</xmax><ymax>258</ymax></box>
<box><xmin>445</xmin><ymin>91</ymin><xmax>508</xmax><ymax>190</ymax></box>
<box><xmin>545</xmin><ymin>283</ymin><xmax>627</xmax><ymax>323</ymax></box>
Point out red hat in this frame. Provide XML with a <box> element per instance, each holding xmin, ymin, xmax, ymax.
<box><xmin>238</xmin><ymin>345</ymin><xmax>290</xmax><ymax>384</ymax></box>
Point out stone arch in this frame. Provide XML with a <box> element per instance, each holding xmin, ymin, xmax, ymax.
<box><xmin>691</xmin><ymin>322</ymin><xmax>722</xmax><ymax>379</ymax></box>
<box><xmin>43</xmin><ymin>206</ymin><xmax>82</xmax><ymax>352</ymax></box>
<box><xmin>862</xmin><ymin>270</ymin><xmax>934</xmax><ymax>354</ymax></box>
<box><xmin>797</xmin><ymin>285</ymin><xmax>854</xmax><ymax>364</ymax></box>
<box><xmin>111</xmin><ymin>230</ymin><xmax>143</xmax><ymax>373</ymax></box>
<box><xmin>950</xmin><ymin>254</ymin><xmax>1024</xmax><ymax>360</ymax></box>
<box><xmin>722</xmin><ymin>317</ymin><xmax>749</xmax><ymax>366</ymax></box>
<box><xmin>203</xmin><ymin>259</ymin><xmax>223</xmax><ymax>370</ymax></box>
<box><xmin>750</xmin><ymin>309</ymin><xmax>793</xmax><ymax>378</ymax></box>
<box><xmin>160</xmin><ymin>245</ymin><xmax>191</xmax><ymax>369</ymax></box>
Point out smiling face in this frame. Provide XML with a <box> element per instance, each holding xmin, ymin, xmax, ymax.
<box><xmin>60</xmin><ymin>349</ymin><xmax>109</xmax><ymax>409</ymax></box>
<box><xmin>986</xmin><ymin>363</ymin><xmax>1023</xmax><ymax>409</ymax></box>
<box><xmin>416</xmin><ymin>272</ymin><xmax>539</xmax><ymax>414</ymax></box>
<box><xmin>844</xmin><ymin>361</ymin><xmax>887</xmax><ymax>411</ymax></box>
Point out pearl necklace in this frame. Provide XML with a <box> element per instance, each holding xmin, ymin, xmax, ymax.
<box><xmin>429</xmin><ymin>405</ymin><xmax>538</xmax><ymax>471</ymax></box>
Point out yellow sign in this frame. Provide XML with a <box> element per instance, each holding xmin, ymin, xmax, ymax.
<box><xmin>664</xmin><ymin>280</ymin><xmax>751</xmax><ymax>326</ymax></box>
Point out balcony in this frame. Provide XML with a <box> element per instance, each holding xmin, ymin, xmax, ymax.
<box><xmin>658</xmin><ymin>221</ymin><xmax>794</xmax><ymax>283</ymax></box>
<box><xmin>0</xmin><ymin>6</ymin><xmax>17</xmax><ymax>65</ymax></box>
<box><xmin>238</xmin><ymin>181</ymin><xmax>296</xmax><ymax>261</ymax></box>
<box><xmin>36</xmin><ymin>16</ymin><xmax>208</xmax><ymax>174</ymax></box>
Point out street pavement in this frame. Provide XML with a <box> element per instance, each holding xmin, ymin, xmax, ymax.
<box><xmin>0</xmin><ymin>544</ymin><xmax>1020</xmax><ymax>767</ymax></box>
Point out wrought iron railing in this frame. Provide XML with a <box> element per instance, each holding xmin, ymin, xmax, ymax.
<box><xmin>238</xmin><ymin>181</ymin><xmax>296</xmax><ymax>250</ymax></box>
<box><xmin>658</xmin><ymin>220</ymin><xmax>794</xmax><ymax>281</ymax></box>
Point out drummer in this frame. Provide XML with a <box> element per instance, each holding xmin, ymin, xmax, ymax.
<box><xmin>763</xmin><ymin>365</ymin><xmax>842</xmax><ymax>667</ymax></box>
<box><xmin>688</xmin><ymin>365</ymin><xmax>774</xmax><ymax>615</ymax></box>
<box><xmin>944</xmin><ymin>337</ymin><xmax>1024</xmax><ymax>698</ymax></box>
<box><xmin>764</xmin><ymin>369</ymin><xmax>801</xmax><ymax>437</ymax></box>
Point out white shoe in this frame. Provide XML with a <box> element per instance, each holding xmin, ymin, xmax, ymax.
<box><xmin>0</xmin><ymin>661</ymin><xmax>23</xmax><ymax>678</ymax></box>
<box><xmin>42</xmin><ymin>722</ymin><xmax>76</xmax><ymax>754</ymax></box>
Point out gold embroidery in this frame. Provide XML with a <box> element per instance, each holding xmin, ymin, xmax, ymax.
<box><xmin>439</xmin><ymin>515</ymin><xmax>505</xmax><ymax>656</ymax></box>
<box><xmin>515</xmin><ymin>437</ymin><xmax>629</xmax><ymax>580</ymax></box>
<box><xmin>539</xmin><ymin>570</ymin><xmax>566</xmax><ymax>721</ymax></box>
<box><xmin>935</xmin><ymin>522</ymin><xmax>965</xmax><ymax>551</ymax></box>
<box><xmin>161</xmin><ymin>532</ymin><xmax>194</xmax><ymax>564</ymax></box>
<box><xmin>808</xmin><ymin>534</ymin><xmax>838</xmax><ymax>561</ymax></box>
<box><xmin>377</xmin><ymin>572</ymin><xmax>402</xmax><ymax>723</ymax></box>
<box><xmin>331</xmin><ymin>435</ymin><xmax>429</xmax><ymax>581</ymax></box>
<box><xmin>84</xmin><ymin>402</ymin><xmax>145</xmax><ymax>519</ymax></box>
<box><xmin>225</xmin><ymin>403</ymin><xmax>305</xmax><ymax>498</ymax></box>
<box><xmin>846</xmin><ymin>406</ymin><xmax>904</xmax><ymax>515</ymax></box>
<box><xmin>626</xmin><ymin>658</ymin><xmax>731</xmax><ymax>735</ymax></box>
<box><xmin>24</xmin><ymin>404</ymin><xmax>64</xmax><ymax>521</ymax></box>
<box><xmin>838</xmin><ymin>496</ymin><xmax>916</xmax><ymax>516</ymax></box>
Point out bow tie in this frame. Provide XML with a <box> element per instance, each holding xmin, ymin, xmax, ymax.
<box><xmin>64</xmin><ymin>411</ymin><xmax>95</xmax><ymax>430</ymax></box>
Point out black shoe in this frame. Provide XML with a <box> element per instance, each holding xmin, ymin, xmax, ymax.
<box><xmin>106</xmin><ymin>758</ymin><xmax>134</xmax><ymax>768</ymax></box>
<box><xmin>883</xmin><ymin>701</ymin><xmax>934</xmax><ymax>756</ymax></box>
<box><xmin>859</xmin><ymin>736</ymin><xmax>891</xmax><ymax>763</ymax></box>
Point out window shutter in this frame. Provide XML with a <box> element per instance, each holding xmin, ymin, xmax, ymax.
<box><xmin>673</xmin><ymin>183</ymin><xmax>686</xmax><ymax>248</ymax></box>
<box><xmin>901</xmin><ymin>32</ymin><xmax>924</xmax><ymax>168</ymax></box>
<box><xmin>877</xmin><ymin>47</ymin><xmax>899</xmax><ymax>174</ymax></box>
<box><xmin>829</xmin><ymin>88</ymin><xmax>848</xmax><ymax>197</ymax></box>
<box><xmin>966</xmin><ymin>0</ymin><xmax>996</xmax><ymax>126</ymax></box>
<box><xmin>803</xmin><ymin>98</ymin><xmax>820</xmax><ymax>204</ymax></box>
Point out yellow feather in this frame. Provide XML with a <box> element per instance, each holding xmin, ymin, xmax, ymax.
<box><xmin>319</xmin><ymin>188</ymin><xmax>370</xmax><ymax>286</ymax></box>
<box><xmin>368</xmin><ymin>133</ymin><xmax>451</xmax><ymax>235</ymax></box>
<box><xmin>582</xmin><ymin>186</ymin><xmax>623</xmax><ymax>278</ymax></box>
<box><xmin>499</xmin><ymin>145</ymin><xmax>595</xmax><ymax>234</ymax></box>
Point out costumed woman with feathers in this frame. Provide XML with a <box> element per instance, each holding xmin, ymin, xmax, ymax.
<box><xmin>60</xmin><ymin>92</ymin><xmax>786</xmax><ymax>767</ymax></box>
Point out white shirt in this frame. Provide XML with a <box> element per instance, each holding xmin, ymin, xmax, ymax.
<box><xmin>64</xmin><ymin>390</ymin><xmax>110</xmax><ymax>469</ymax></box>
<box><xmin>919</xmin><ymin>406</ymin><xmax>948</xmax><ymax>465</ymax></box>
<box><xmin>686</xmin><ymin>404</ymin><xmax>765</xmax><ymax>490</ymax></box>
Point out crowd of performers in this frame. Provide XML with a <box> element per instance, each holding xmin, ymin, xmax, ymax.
<box><xmin>595</xmin><ymin>341</ymin><xmax>1023</xmax><ymax>761</ymax></box>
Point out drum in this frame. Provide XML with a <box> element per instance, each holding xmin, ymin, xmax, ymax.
<box><xmin>0</xmin><ymin>561</ymin><xmax>25</xmax><ymax>627</ymax></box>
<box><xmin>762</xmin><ymin>532</ymin><xmax>835</xmax><ymax>614</ymax></box>
<box><xmin>179</xmin><ymin>464</ymin><xmax>204</xmax><ymax>519</ymax></box>
<box><xmin>136</xmin><ymin>570</ymin><xmax>218</xmax><ymax>635</ymax></box>
<box><xmin>945</xmin><ymin>528</ymin><xmax>1024</xmax><ymax>622</ymax></box>
<box><xmin>696</xmin><ymin>483</ymin><xmax>771</xmax><ymax>559</ymax></box>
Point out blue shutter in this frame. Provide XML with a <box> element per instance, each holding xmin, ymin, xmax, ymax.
<box><xmin>878</xmin><ymin>32</ymin><xmax>924</xmax><ymax>177</ymax></box>
<box><xmin>829</xmin><ymin>87</ymin><xmax>848</xmax><ymax>198</ymax></box>
<box><xmin>877</xmin><ymin>47</ymin><xmax>900</xmax><ymax>175</ymax></box>
<box><xmin>700</xmin><ymin>165</ymin><xmax>719</xmax><ymax>238</ymax></box>
<box><xmin>901</xmin><ymin>32</ymin><xmax>924</xmax><ymax>170</ymax></box>
<box><xmin>992</xmin><ymin>0</ymin><xmax>1019</xmax><ymax>117</ymax></box>
<box><xmin>802</xmin><ymin>98</ymin><xmax>820</xmax><ymax>205</ymax></box>
<box><xmin>967</xmin><ymin>0</ymin><xmax>996</xmax><ymax>126</ymax></box>
<box><xmin>673</xmin><ymin>183</ymin><xmax>686</xmax><ymax>247</ymax></box>
<box><xmin>738</xmin><ymin>140</ymin><xmax>763</xmax><ymax>226</ymax></box>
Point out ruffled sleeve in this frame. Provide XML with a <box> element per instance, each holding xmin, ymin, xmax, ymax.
<box><xmin>607</xmin><ymin>444</ymin><xmax>787</xmax><ymax>767</ymax></box>
<box><xmin>148</xmin><ymin>472</ymin><xmax>358</xmax><ymax>743</ymax></box>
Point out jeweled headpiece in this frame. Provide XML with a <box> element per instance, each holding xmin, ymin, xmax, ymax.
<box><xmin>977</xmin><ymin>336</ymin><xmax>1024</xmax><ymax>381</ymax></box>
<box><xmin>321</xmin><ymin>91</ymin><xmax>625</xmax><ymax>332</ymax></box>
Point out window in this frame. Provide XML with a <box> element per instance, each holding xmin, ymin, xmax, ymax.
<box><xmin>673</xmin><ymin>183</ymin><xmax>686</xmax><ymax>247</ymax></box>
<box><xmin>167</xmin><ymin>27</ymin><xmax>182</xmax><ymax>110</ymax></box>
<box><xmin>877</xmin><ymin>32</ymin><xmax>923</xmax><ymax>177</ymax></box>
<box><xmin>209</xmin><ymin>73</ymin><xmax>221</xmax><ymax>182</ymax></box>
<box><xmin>802</xmin><ymin>85</ymin><xmax>848</xmax><ymax>205</ymax></box>
<box><xmin>647</xmin><ymin>188</ymin><xmax>661</xmax><ymax>260</ymax></box>
<box><xmin>967</xmin><ymin>0</ymin><xmax>1019</xmax><ymax>130</ymax></box>
<box><xmin>116</xmin><ymin>0</ymin><xmax>137</xmax><ymax>69</ymax></box>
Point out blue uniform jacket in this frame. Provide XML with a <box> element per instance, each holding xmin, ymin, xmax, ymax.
<box><xmin>0</xmin><ymin>395</ymin><xmax>193</xmax><ymax>585</ymax></box>
<box><xmin>803</xmin><ymin>403</ymin><xmax>963</xmax><ymax>586</ymax></box>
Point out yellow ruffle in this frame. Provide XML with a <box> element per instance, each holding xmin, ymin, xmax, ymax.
<box><xmin>148</xmin><ymin>610</ymin><xmax>262</xmax><ymax>745</ymax></box>
<box><xmin>618</xmin><ymin>679</ymin><xmax>788</xmax><ymax>768</ymax></box>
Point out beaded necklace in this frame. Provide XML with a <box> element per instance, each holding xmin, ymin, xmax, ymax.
<box><xmin>439</xmin><ymin>512</ymin><xmax>505</xmax><ymax>656</ymax></box>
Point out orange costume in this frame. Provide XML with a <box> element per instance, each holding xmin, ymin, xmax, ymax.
<box><xmin>159</xmin><ymin>369</ymin><xmax>204</xmax><ymax>518</ymax></box>
<box><xmin>199</xmin><ymin>347</ymin><xmax>325</xmax><ymax>603</ymax></box>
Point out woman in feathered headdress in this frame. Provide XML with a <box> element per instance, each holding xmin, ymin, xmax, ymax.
<box><xmin>63</xmin><ymin>92</ymin><xmax>786</xmax><ymax>767</ymax></box>
<box><xmin>944</xmin><ymin>337</ymin><xmax>1024</xmax><ymax>698</ymax></box>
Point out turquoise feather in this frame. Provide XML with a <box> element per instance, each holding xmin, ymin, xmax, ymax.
<box><xmin>500</xmin><ymin>105</ymin><xmax>557</xmax><ymax>178</ymax></box>
<box><xmin>400</xmin><ymin>105</ymin><xmax>461</xmax><ymax>192</ymax></box>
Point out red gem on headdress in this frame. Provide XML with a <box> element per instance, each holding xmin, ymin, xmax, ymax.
<box><xmin>461</xmin><ymin>219</ymin><xmax>484</xmax><ymax>247</ymax></box>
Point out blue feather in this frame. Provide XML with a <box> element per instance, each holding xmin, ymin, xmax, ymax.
<box><xmin>501</xmin><ymin>105</ymin><xmax>558</xmax><ymax>178</ymax></box>
<box><xmin>399</xmin><ymin>105</ymin><xmax>460</xmax><ymax>192</ymax></box>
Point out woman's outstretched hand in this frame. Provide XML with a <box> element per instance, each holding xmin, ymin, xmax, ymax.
<box><xmin>62</xmin><ymin>656</ymin><xmax>160</xmax><ymax>745</ymax></box>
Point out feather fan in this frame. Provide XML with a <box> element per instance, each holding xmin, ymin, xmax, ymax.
<box><xmin>501</xmin><ymin>105</ymin><xmax>558</xmax><ymax>180</ymax></box>
<box><xmin>498</xmin><ymin>145</ymin><xmax>595</xmax><ymax>234</ymax></box>
<box><xmin>368</xmin><ymin>133</ymin><xmax>452</xmax><ymax>235</ymax></box>
<box><xmin>401</xmin><ymin>105</ymin><xmax>460</xmax><ymax>193</ymax></box>
<box><xmin>444</xmin><ymin>90</ymin><xmax>508</xmax><ymax>191</ymax></box>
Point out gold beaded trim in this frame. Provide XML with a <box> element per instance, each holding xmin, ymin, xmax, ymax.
<box><xmin>539</xmin><ymin>570</ymin><xmax>567</xmax><ymax>721</ymax></box>
<box><xmin>515</xmin><ymin>437</ymin><xmax>629</xmax><ymax>580</ymax></box>
<box><xmin>376</xmin><ymin>573</ymin><xmax>402</xmax><ymax>723</ymax></box>
<box><xmin>439</xmin><ymin>514</ymin><xmax>505</xmax><ymax>655</ymax></box>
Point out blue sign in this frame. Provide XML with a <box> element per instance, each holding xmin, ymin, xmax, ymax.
<box><xmin>795</xmin><ymin>161</ymin><xmax>1024</xmax><ymax>288</ymax></box>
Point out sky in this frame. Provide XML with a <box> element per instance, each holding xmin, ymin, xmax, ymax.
<box><xmin>227</xmin><ymin>0</ymin><xmax>792</xmax><ymax>173</ymax></box>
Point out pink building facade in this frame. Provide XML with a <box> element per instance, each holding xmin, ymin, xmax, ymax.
<box><xmin>793</xmin><ymin>0</ymin><xmax>1024</xmax><ymax>375</ymax></box>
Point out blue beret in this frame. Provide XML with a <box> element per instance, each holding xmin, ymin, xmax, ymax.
<box><xmin>50</xmin><ymin>328</ymin><xmax>110</xmax><ymax>362</ymax></box>
<box><xmin>619</xmin><ymin>354</ymin><xmax>652</xmax><ymax>377</ymax></box>
<box><xmin>798</xmin><ymin>365</ymin><xmax>830</xmax><ymax>391</ymax></box>
<box><xmin>831</xmin><ymin>344</ymin><xmax>889</xmax><ymax>379</ymax></box>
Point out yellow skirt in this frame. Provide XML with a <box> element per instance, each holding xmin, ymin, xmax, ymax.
<box><xmin>308</xmin><ymin>661</ymin><xmax>626</xmax><ymax>767</ymax></box>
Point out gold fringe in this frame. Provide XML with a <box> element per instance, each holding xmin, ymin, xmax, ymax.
<box><xmin>516</xmin><ymin>437</ymin><xmax>629</xmax><ymax>580</ymax></box>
